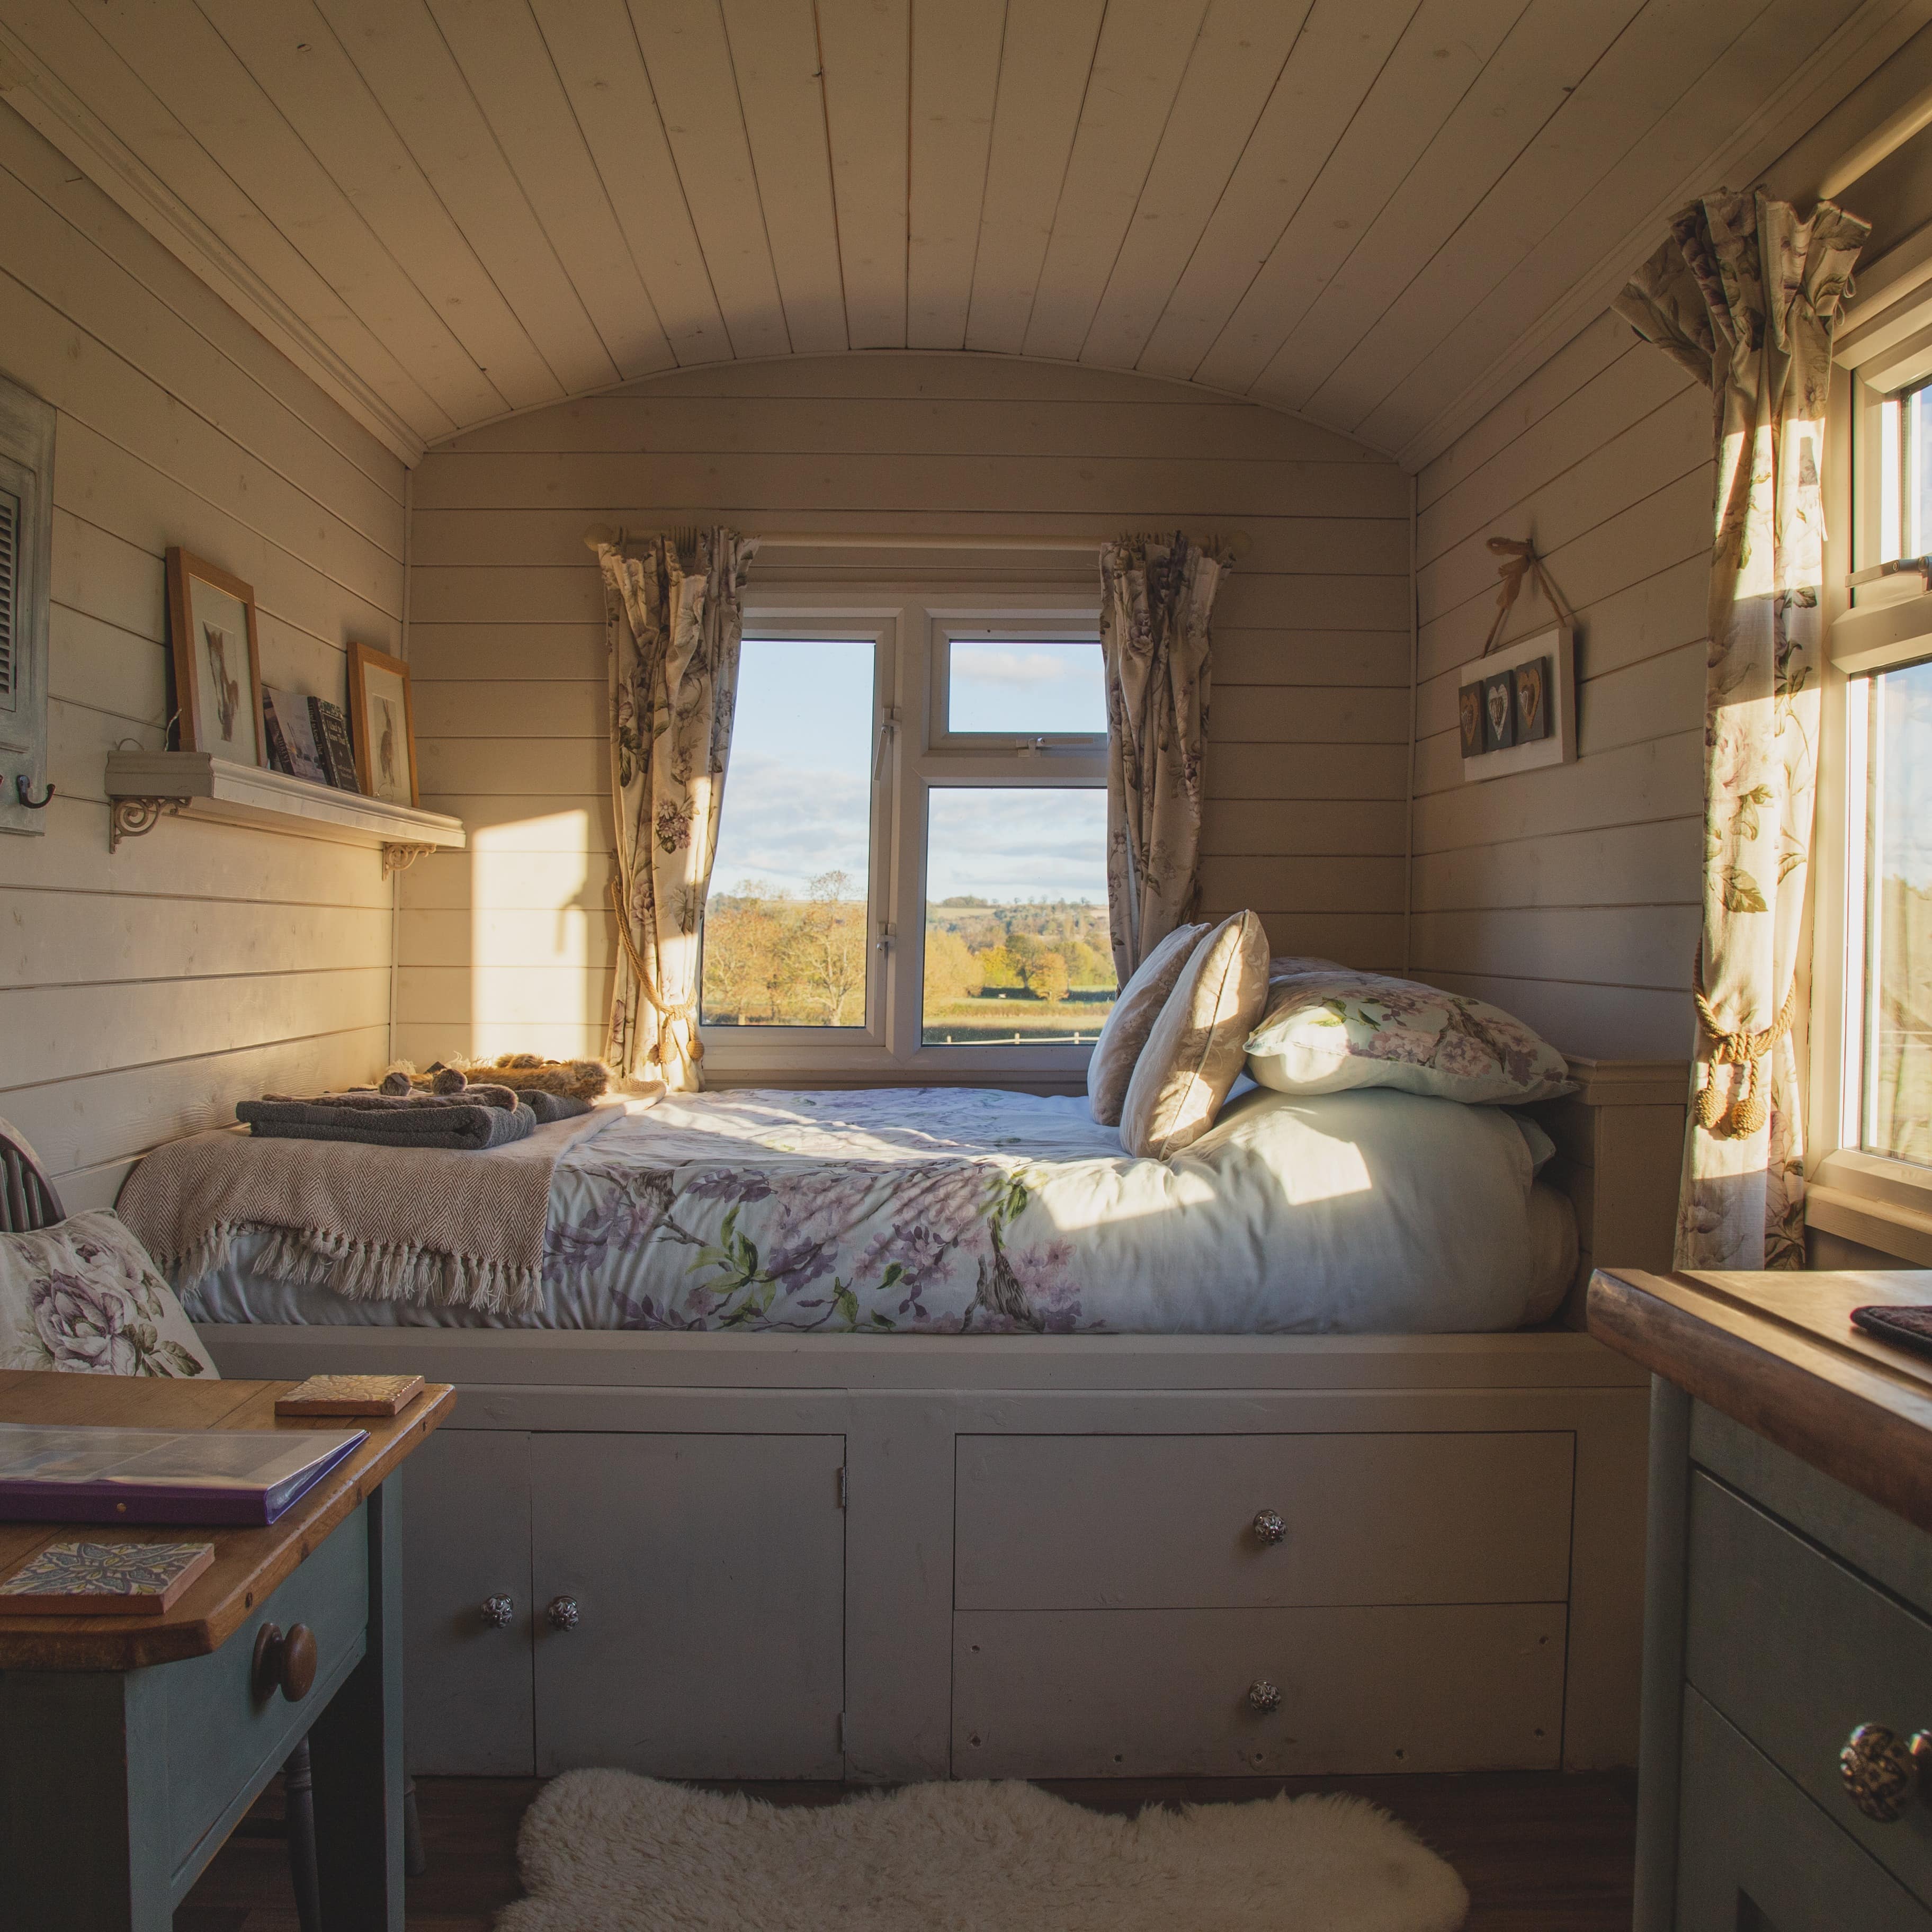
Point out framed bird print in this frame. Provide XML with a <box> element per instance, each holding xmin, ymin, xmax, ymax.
<box><xmin>166</xmin><ymin>548</ymin><xmax>263</xmax><ymax>769</ymax></box>
<box><xmin>347</xmin><ymin>640</ymin><xmax>419</xmax><ymax>807</ymax></box>
<box><xmin>1457</xmin><ymin>622</ymin><xmax>1576</xmax><ymax>783</ymax></box>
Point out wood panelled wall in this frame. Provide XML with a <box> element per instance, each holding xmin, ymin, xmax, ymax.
<box><xmin>399</xmin><ymin>354</ymin><xmax>1410</xmax><ymax>1068</ymax></box>
<box><xmin>0</xmin><ymin>104</ymin><xmax>408</xmax><ymax>1211</ymax></box>
<box><xmin>1409</xmin><ymin>311</ymin><xmax>1709</xmax><ymax>1061</ymax></box>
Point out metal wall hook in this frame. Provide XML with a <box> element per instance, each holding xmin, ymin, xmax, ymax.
<box><xmin>14</xmin><ymin>775</ymin><xmax>53</xmax><ymax>809</ymax></box>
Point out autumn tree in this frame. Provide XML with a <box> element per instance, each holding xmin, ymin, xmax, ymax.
<box><xmin>1035</xmin><ymin>951</ymin><xmax>1070</xmax><ymax>1003</ymax></box>
<box><xmin>924</xmin><ymin>928</ymin><xmax>982</xmax><ymax>1005</ymax></box>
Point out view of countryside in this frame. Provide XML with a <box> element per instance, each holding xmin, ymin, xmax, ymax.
<box><xmin>1867</xmin><ymin>658</ymin><xmax>1932</xmax><ymax>1166</ymax></box>
<box><xmin>700</xmin><ymin>636</ymin><xmax>1117</xmax><ymax>1043</ymax></box>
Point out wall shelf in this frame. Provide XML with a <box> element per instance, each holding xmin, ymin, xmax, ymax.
<box><xmin>104</xmin><ymin>750</ymin><xmax>465</xmax><ymax>875</ymax></box>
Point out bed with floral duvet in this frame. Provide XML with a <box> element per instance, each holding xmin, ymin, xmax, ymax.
<box><xmin>179</xmin><ymin>1081</ymin><xmax>1576</xmax><ymax>1336</ymax></box>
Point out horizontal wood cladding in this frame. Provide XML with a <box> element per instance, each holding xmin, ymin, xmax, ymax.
<box><xmin>402</xmin><ymin>354</ymin><xmax>1411</xmax><ymax>1062</ymax></box>
<box><xmin>0</xmin><ymin>103</ymin><xmax>408</xmax><ymax>1197</ymax></box>
<box><xmin>1409</xmin><ymin>318</ymin><xmax>1707</xmax><ymax>1062</ymax></box>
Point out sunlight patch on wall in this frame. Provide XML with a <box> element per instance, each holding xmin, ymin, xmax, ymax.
<box><xmin>470</xmin><ymin>811</ymin><xmax>592</xmax><ymax>1059</ymax></box>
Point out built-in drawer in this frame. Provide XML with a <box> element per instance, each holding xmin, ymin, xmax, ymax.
<box><xmin>1678</xmin><ymin>1688</ymin><xmax>1932</xmax><ymax>1931</ymax></box>
<box><xmin>952</xmin><ymin>1603</ymin><xmax>1565</xmax><ymax>1777</ymax></box>
<box><xmin>165</xmin><ymin>1501</ymin><xmax>370</xmax><ymax>1889</ymax></box>
<box><xmin>1686</xmin><ymin>1471</ymin><xmax>1932</xmax><ymax>1905</ymax></box>
<box><xmin>954</xmin><ymin>1432</ymin><xmax>1574</xmax><ymax>1610</ymax></box>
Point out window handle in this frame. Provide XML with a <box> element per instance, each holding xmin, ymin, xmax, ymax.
<box><xmin>1848</xmin><ymin>557</ymin><xmax>1931</xmax><ymax>588</ymax></box>
<box><xmin>876</xmin><ymin>922</ymin><xmax>895</xmax><ymax>955</ymax></box>
<box><xmin>873</xmin><ymin>706</ymin><xmax>899</xmax><ymax>780</ymax></box>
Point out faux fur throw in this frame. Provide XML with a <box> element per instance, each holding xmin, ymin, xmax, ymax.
<box><xmin>385</xmin><ymin>1054</ymin><xmax>612</xmax><ymax>1103</ymax></box>
<box><xmin>118</xmin><ymin>1106</ymin><xmax>619</xmax><ymax>1314</ymax></box>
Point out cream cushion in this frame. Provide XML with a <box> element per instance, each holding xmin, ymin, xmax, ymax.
<box><xmin>1085</xmin><ymin>922</ymin><xmax>1210</xmax><ymax>1125</ymax></box>
<box><xmin>1119</xmin><ymin>910</ymin><xmax>1271</xmax><ymax>1159</ymax></box>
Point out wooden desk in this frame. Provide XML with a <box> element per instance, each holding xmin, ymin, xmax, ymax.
<box><xmin>0</xmin><ymin>1373</ymin><xmax>453</xmax><ymax>1931</ymax></box>
<box><xmin>1589</xmin><ymin>1269</ymin><xmax>1932</xmax><ymax>1932</ymax></box>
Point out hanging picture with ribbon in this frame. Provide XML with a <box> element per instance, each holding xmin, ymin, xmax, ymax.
<box><xmin>1457</xmin><ymin>622</ymin><xmax>1575</xmax><ymax>782</ymax></box>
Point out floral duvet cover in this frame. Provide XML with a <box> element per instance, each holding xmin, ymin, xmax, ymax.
<box><xmin>183</xmin><ymin>1085</ymin><xmax>1574</xmax><ymax>1335</ymax></box>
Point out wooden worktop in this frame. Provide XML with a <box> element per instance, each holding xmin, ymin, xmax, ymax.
<box><xmin>1588</xmin><ymin>1267</ymin><xmax>1932</xmax><ymax>1534</ymax></box>
<box><xmin>0</xmin><ymin>1374</ymin><xmax>453</xmax><ymax>1671</ymax></box>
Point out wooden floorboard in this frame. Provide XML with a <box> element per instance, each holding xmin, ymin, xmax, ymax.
<box><xmin>176</xmin><ymin>1769</ymin><xmax>1636</xmax><ymax>1930</ymax></box>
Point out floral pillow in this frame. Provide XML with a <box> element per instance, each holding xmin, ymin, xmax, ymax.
<box><xmin>1244</xmin><ymin>971</ymin><xmax>1571</xmax><ymax>1106</ymax></box>
<box><xmin>0</xmin><ymin>1210</ymin><xmax>217</xmax><ymax>1378</ymax></box>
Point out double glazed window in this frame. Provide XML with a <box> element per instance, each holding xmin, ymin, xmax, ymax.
<box><xmin>1844</xmin><ymin>378</ymin><xmax>1932</xmax><ymax>1168</ymax></box>
<box><xmin>697</xmin><ymin>595</ymin><xmax>1115</xmax><ymax>1075</ymax></box>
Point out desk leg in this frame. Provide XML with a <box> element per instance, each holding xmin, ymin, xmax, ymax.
<box><xmin>310</xmin><ymin>1472</ymin><xmax>405</xmax><ymax>1931</ymax></box>
<box><xmin>0</xmin><ymin>1668</ymin><xmax>171</xmax><ymax>1931</ymax></box>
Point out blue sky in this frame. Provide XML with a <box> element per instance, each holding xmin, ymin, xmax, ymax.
<box><xmin>711</xmin><ymin>638</ymin><xmax>1108</xmax><ymax>904</ymax></box>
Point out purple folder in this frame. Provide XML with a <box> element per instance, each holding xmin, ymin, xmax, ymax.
<box><xmin>0</xmin><ymin>1423</ymin><xmax>367</xmax><ymax>1527</ymax></box>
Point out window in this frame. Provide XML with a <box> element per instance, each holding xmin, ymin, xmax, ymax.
<box><xmin>696</xmin><ymin>594</ymin><xmax>1115</xmax><ymax>1077</ymax></box>
<box><xmin>1811</xmin><ymin>373</ymin><xmax>1932</xmax><ymax>1256</ymax></box>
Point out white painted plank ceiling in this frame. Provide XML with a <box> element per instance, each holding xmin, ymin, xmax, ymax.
<box><xmin>1</xmin><ymin>0</ymin><xmax>1923</xmax><ymax>468</ymax></box>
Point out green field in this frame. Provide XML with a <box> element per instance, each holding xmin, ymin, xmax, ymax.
<box><xmin>922</xmin><ymin>991</ymin><xmax>1115</xmax><ymax>1045</ymax></box>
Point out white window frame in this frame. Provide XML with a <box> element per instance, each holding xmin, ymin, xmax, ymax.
<box><xmin>1808</xmin><ymin>366</ymin><xmax>1932</xmax><ymax>1262</ymax></box>
<box><xmin>695</xmin><ymin>583</ymin><xmax>1107</xmax><ymax>1083</ymax></box>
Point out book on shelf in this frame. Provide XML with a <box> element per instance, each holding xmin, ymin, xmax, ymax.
<box><xmin>0</xmin><ymin>1422</ymin><xmax>365</xmax><ymax>1527</ymax></box>
<box><xmin>0</xmin><ymin>1539</ymin><xmax>216</xmax><ymax>1614</ymax></box>
<box><xmin>309</xmin><ymin>696</ymin><xmax>362</xmax><ymax>792</ymax></box>
<box><xmin>262</xmin><ymin>688</ymin><xmax>328</xmax><ymax>785</ymax></box>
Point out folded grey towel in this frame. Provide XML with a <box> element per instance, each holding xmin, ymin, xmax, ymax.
<box><xmin>296</xmin><ymin>1085</ymin><xmax>523</xmax><ymax>1113</ymax></box>
<box><xmin>237</xmin><ymin>1097</ymin><xmax>536</xmax><ymax>1152</ymax></box>
<box><xmin>518</xmin><ymin>1090</ymin><xmax>593</xmax><ymax>1124</ymax></box>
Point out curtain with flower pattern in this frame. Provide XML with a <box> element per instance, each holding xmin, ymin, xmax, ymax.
<box><xmin>598</xmin><ymin>530</ymin><xmax>758</xmax><ymax>1091</ymax></box>
<box><xmin>1099</xmin><ymin>534</ymin><xmax>1232</xmax><ymax>980</ymax></box>
<box><xmin>1614</xmin><ymin>190</ymin><xmax>1867</xmax><ymax>1269</ymax></box>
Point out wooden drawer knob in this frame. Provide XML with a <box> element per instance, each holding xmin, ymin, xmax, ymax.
<box><xmin>252</xmin><ymin>1622</ymin><xmax>319</xmax><ymax>1703</ymax></box>
<box><xmin>1841</xmin><ymin>1723</ymin><xmax>1932</xmax><ymax>1822</ymax></box>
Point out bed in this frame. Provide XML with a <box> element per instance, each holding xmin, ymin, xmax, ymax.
<box><xmin>184</xmin><ymin>1058</ymin><xmax>1685</xmax><ymax>1789</ymax></box>
<box><xmin>180</xmin><ymin>1083</ymin><xmax>1577</xmax><ymax>1336</ymax></box>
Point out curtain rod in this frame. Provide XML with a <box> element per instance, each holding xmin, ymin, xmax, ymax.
<box><xmin>582</xmin><ymin>523</ymin><xmax>1251</xmax><ymax>559</ymax></box>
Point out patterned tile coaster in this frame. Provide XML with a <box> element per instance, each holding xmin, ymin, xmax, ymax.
<box><xmin>0</xmin><ymin>1540</ymin><xmax>216</xmax><ymax>1614</ymax></box>
<box><xmin>275</xmin><ymin>1373</ymin><xmax>425</xmax><ymax>1417</ymax></box>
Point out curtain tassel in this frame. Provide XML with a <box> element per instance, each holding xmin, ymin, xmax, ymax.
<box><xmin>608</xmin><ymin>876</ymin><xmax>704</xmax><ymax>1066</ymax></box>
<box><xmin>1692</xmin><ymin>942</ymin><xmax>1795</xmax><ymax>1139</ymax></box>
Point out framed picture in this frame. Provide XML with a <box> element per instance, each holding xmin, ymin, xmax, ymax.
<box><xmin>166</xmin><ymin>548</ymin><xmax>263</xmax><ymax>767</ymax></box>
<box><xmin>1457</xmin><ymin>623</ymin><xmax>1577</xmax><ymax>783</ymax></box>
<box><xmin>347</xmin><ymin>641</ymin><xmax>418</xmax><ymax>807</ymax></box>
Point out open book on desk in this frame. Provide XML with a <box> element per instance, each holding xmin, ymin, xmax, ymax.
<box><xmin>0</xmin><ymin>1421</ymin><xmax>365</xmax><ymax>1526</ymax></box>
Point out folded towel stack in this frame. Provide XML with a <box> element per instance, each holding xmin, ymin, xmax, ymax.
<box><xmin>239</xmin><ymin>1088</ymin><xmax>536</xmax><ymax>1152</ymax></box>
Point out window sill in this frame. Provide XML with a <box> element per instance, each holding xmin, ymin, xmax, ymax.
<box><xmin>1806</xmin><ymin>1150</ymin><xmax>1932</xmax><ymax>1266</ymax></box>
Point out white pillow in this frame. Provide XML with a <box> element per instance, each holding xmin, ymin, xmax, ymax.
<box><xmin>0</xmin><ymin>1209</ymin><xmax>218</xmax><ymax>1378</ymax></box>
<box><xmin>1244</xmin><ymin>971</ymin><xmax>1571</xmax><ymax>1105</ymax></box>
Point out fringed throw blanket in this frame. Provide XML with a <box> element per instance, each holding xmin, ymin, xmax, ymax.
<box><xmin>118</xmin><ymin>1107</ymin><xmax>621</xmax><ymax>1314</ymax></box>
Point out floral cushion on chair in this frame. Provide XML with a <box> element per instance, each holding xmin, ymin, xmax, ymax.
<box><xmin>0</xmin><ymin>1209</ymin><xmax>217</xmax><ymax>1377</ymax></box>
<box><xmin>1244</xmin><ymin>970</ymin><xmax>1572</xmax><ymax>1106</ymax></box>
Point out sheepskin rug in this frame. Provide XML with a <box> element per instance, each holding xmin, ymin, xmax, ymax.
<box><xmin>498</xmin><ymin>1772</ymin><xmax>1470</xmax><ymax>1931</ymax></box>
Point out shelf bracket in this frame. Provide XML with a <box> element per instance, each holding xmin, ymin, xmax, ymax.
<box><xmin>109</xmin><ymin>795</ymin><xmax>189</xmax><ymax>852</ymax></box>
<box><xmin>381</xmin><ymin>842</ymin><xmax>436</xmax><ymax>879</ymax></box>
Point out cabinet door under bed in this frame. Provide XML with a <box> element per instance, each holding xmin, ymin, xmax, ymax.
<box><xmin>402</xmin><ymin>1428</ymin><xmax>846</xmax><ymax>1779</ymax></box>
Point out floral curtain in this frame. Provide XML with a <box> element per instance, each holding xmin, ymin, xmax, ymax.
<box><xmin>1098</xmin><ymin>533</ymin><xmax>1232</xmax><ymax>980</ymax></box>
<box><xmin>598</xmin><ymin>529</ymin><xmax>758</xmax><ymax>1092</ymax></box>
<box><xmin>1614</xmin><ymin>190</ymin><xmax>1867</xmax><ymax>1269</ymax></box>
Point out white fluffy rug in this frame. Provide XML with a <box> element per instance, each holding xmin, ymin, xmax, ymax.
<box><xmin>498</xmin><ymin>1773</ymin><xmax>1469</xmax><ymax>1931</ymax></box>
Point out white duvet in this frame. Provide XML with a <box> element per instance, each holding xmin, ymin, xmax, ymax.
<box><xmin>183</xmin><ymin>1084</ymin><xmax>1575</xmax><ymax>1335</ymax></box>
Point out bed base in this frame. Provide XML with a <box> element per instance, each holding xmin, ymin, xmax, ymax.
<box><xmin>198</xmin><ymin>1058</ymin><xmax>1685</xmax><ymax>1785</ymax></box>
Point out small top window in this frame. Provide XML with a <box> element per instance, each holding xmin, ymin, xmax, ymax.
<box><xmin>939</xmin><ymin>632</ymin><xmax>1105</xmax><ymax>740</ymax></box>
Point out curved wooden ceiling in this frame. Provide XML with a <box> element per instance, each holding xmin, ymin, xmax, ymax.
<box><xmin>0</xmin><ymin>0</ymin><xmax>1921</xmax><ymax>469</ymax></box>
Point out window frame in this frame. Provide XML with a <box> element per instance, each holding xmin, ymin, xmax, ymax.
<box><xmin>695</xmin><ymin>584</ymin><xmax>1109</xmax><ymax>1082</ymax></box>
<box><xmin>1808</xmin><ymin>366</ymin><xmax>1932</xmax><ymax>1261</ymax></box>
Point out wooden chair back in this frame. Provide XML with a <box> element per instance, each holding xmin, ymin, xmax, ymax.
<box><xmin>0</xmin><ymin>1117</ymin><xmax>65</xmax><ymax>1233</ymax></box>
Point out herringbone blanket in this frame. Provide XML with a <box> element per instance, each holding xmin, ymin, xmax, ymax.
<box><xmin>118</xmin><ymin>1105</ymin><xmax>621</xmax><ymax>1314</ymax></box>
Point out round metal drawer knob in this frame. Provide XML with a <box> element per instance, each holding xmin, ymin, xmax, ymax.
<box><xmin>480</xmin><ymin>1594</ymin><xmax>514</xmax><ymax>1629</ymax></box>
<box><xmin>1252</xmin><ymin>1510</ymin><xmax>1287</xmax><ymax>1546</ymax></box>
<box><xmin>252</xmin><ymin>1622</ymin><xmax>319</xmax><ymax>1703</ymax></box>
<box><xmin>1840</xmin><ymin>1723</ymin><xmax>1932</xmax><ymax>1822</ymax></box>
<box><xmin>547</xmin><ymin>1595</ymin><xmax>580</xmax><ymax>1632</ymax></box>
<box><xmin>1247</xmin><ymin>1679</ymin><xmax>1283</xmax><ymax>1714</ymax></box>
